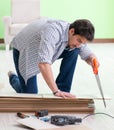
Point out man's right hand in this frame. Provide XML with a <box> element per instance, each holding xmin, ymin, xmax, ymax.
<box><xmin>54</xmin><ymin>90</ymin><xmax>76</xmax><ymax>99</ymax></box>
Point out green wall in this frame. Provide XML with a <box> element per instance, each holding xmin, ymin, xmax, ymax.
<box><xmin>0</xmin><ymin>0</ymin><xmax>11</xmax><ymax>38</ymax></box>
<box><xmin>0</xmin><ymin>0</ymin><xmax>114</xmax><ymax>39</ymax></box>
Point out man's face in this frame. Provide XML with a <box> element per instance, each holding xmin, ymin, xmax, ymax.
<box><xmin>68</xmin><ymin>28</ymin><xmax>87</xmax><ymax>48</ymax></box>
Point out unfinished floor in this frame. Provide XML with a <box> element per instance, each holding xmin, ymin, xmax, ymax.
<box><xmin>0</xmin><ymin>43</ymin><xmax>114</xmax><ymax>99</ymax></box>
<box><xmin>0</xmin><ymin>43</ymin><xmax>114</xmax><ymax>130</ymax></box>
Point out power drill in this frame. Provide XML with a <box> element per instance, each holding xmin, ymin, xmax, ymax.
<box><xmin>51</xmin><ymin>115</ymin><xmax>82</xmax><ymax>126</ymax></box>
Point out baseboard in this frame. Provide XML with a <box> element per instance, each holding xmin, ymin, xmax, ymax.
<box><xmin>0</xmin><ymin>38</ymin><xmax>114</xmax><ymax>44</ymax></box>
<box><xmin>93</xmin><ymin>39</ymin><xmax>114</xmax><ymax>43</ymax></box>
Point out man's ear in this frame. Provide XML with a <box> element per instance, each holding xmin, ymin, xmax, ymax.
<box><xmin>69</xmin><ymin>28</ymin><xmax>75</xmax><ymax>35</ymax></box>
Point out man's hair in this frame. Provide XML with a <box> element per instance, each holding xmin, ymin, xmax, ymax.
<box><xmin>69</xmin><ymin>19</ymin><xmax>95</xmax><ymax>41</ymax></box>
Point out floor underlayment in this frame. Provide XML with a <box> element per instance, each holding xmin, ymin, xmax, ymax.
<box><xmin>0</xmin><ymin>43</ymin><xmax>114</xmax><ymax>100</ymax></box>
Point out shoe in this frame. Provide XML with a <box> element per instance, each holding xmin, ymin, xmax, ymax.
<box><xmin>8</xmin><ymin>71</ymin><xmax>21</xmax><ymax>93</ymax></box>
<box><xmin>8</xmin><ymin>71</ymin><xmax>15</xmax><ymax>77</ymax></box>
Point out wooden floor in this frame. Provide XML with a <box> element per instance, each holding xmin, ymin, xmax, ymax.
<box><xmin>0</xmin><ymin>99</ymin><xmax>114</xmax><ymax>130</ymax></box>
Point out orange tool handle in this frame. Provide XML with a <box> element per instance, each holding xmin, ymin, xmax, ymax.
<box><xmin>93</xmin><ymin>58</ymin><xmax>98</xmax><ymax>74</ymax></box>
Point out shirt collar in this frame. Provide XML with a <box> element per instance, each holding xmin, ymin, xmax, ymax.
<box><xmin>61</xmin><ymin>23</ymin><xmax>70</xmax><ymax>43</ymax></box>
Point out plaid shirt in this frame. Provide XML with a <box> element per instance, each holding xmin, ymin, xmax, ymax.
<box><xmin>11</xmin><ymin>18</ymin><xmax>93</xmax><ymax>83</ymax></box>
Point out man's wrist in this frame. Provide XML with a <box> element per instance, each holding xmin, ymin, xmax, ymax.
<box><xmin>53</xmin><ymin>89</ymin><xmax>60</xmax><ymax>95</ymax></box>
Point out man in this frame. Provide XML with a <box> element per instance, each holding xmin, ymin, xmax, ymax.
<box><xmin>8</xmin><ymin>18</ymin><xmax>99</xmax><ymax>98</ymax></box>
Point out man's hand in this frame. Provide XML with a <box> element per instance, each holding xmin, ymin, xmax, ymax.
<box><xmin>85</xmin><ymin>55</ymin><xmax>100</xmax><ymax>69</ymax></box>
<box><xmin>54</xmin><ymin>90</ymin><xmax>76</xmax><ymax>99</ymax></box>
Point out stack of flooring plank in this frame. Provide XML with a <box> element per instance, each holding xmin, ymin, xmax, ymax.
<box><xmin>0</xmin><ymin>94</ymin><xmax>95</xmax><ymax>113</ymax></box>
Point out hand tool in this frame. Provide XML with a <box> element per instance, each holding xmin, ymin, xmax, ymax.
<box><xmin>17</xmin><ymin>110</ymin><xmax>50</xmax><ymax>122</ymax></box>
<box><xmin>93</xmin><ymin>58</ymin><xmax>106</xmax><ymax>108</ymax></box>
<box><xmin>17</xmin><ymin>112</ymin><xmax>29</xmax><ymax>118</ymax></box>
<box><xmin>51</xmin><ymin>115</ymin><xmax>82</xmax><ymax>126</ymax></box>
<box><xmin>35</xmin><ymin>110</ymin><xmax>48</xmax><ymax>117</ymax></box>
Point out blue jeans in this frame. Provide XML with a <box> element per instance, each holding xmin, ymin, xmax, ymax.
<box><xmin>9</xmin><ymin>48</ymin><xmax>79</xmax><ymax>93</ymax></box>
<box><xmin>9</xmin><ymin>48</ymin><xmax>37</xmax><ymax>93</ymax></box>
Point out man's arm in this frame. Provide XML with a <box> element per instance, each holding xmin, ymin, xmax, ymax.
<box><xmin>38</xmin><ymin>63</ymin><xmax>75</xmax><ymax>98</ymax></box>
<box><xmin>79</xmin><ymin>45</ymin><xmax>99</xmax><ymax>68</ymax></box>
